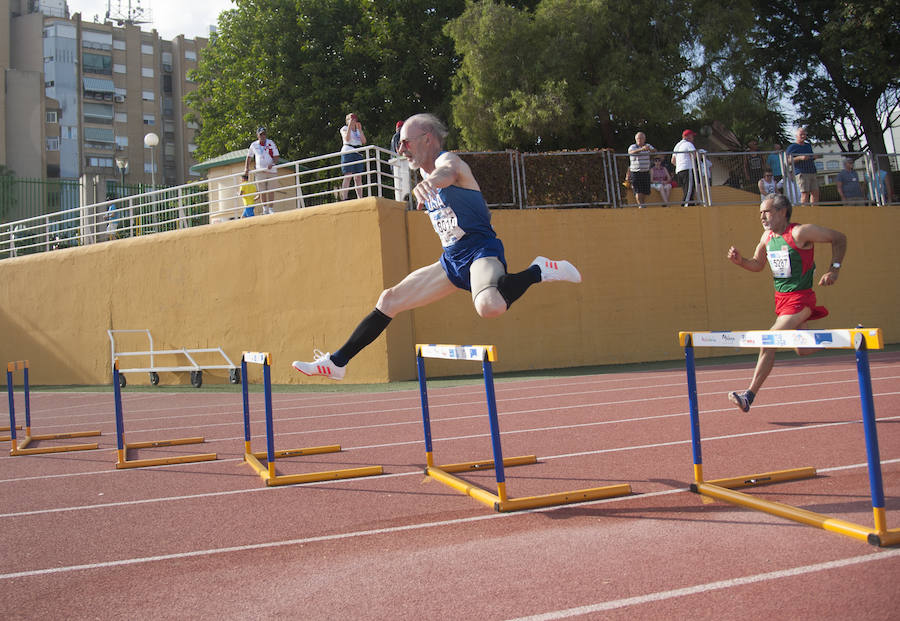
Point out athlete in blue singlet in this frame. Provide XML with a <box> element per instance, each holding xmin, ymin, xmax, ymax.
<box><xmin>292</xmin><ymin>113</ymin><xmax>582</xmax><ymax>381</ymax></box>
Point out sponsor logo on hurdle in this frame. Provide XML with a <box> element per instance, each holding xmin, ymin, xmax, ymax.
<box><xmin>814</xmin><ymin>332</ymin><xmax>834</xmax><ymax>345</ymax></box>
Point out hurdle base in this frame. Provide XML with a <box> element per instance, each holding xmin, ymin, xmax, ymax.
<box><xmin>426</xmin><ymin>463</ymin><xmax>632</xmax><ymax>513</ymax></box>
<box><xmin>115</xmin><ymin>436</ymin><xmax>217</xmax><ymax>469</ymax></box>
<box><xmin>10</xmin><ymin>431</ymin><xmax>101</xmax><ymax>456</ymax></box>
<box><xmin>436</xmin><ymin>454</ymin><xmax>537</xmax><ymax>473</ymax></box>
<box><xmin>243</xmin><ymin>450</ymin><xmax>383</xmax><ymax>487</ymax></box>
<box><xmin>868</xmin><ymin>529</ymin><xmax>900</xmax><ymax>547</ymax></box>
<box><xmin>694</xmin><ymin>482</ymin><xmax>895</xmax><ymax>545</ymax></box>
<box><xmin>251</xmin><ymin>444</ymin><xmax>341</xmax><ymax>459</ymax></box>
<box><xmin>693</xmin><ymin>466</ymin><xmax>817</xmax><ymax>491</ymax></box>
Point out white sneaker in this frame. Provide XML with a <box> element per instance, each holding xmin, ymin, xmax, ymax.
<box><xmin>292</xmin><ymin>350</ymin><xmax>346</xmax><ymax>380</ymax></box>
<box><xmin>531</xmin><ymin>256</ymin><xmax>582</xmax><ymax>283</ymax></box>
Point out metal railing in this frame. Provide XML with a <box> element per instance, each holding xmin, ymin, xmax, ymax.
<box><xmin>0</xmin><ymin>146</ymin><xmax>895</xmax><ymax>261</ymax></box>
<box><xmin>1</xmin><ymin>146</ymin><xmax>407</xmax><ymax>258</ymax></box>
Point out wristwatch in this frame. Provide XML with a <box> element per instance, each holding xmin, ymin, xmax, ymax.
<box><xmin>831</xmin><ymin>262</ymin><xmax>841</xmax><ymax>269</ymax></box>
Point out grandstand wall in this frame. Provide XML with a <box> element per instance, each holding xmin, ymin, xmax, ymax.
<box><xmin>1</xmin><ymin>198</ymin><xmax>897</xmax><ymax>385</ymax></box>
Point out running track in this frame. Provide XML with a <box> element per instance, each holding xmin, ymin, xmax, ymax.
<box><xmin>1</xmin><ymin>352</ymin><xmax>898</xmax><ymax>620</ymax></box>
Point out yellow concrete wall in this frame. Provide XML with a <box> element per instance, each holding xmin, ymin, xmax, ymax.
<box><xmin>1</xmin><ymin>199</ymin><xmax>897</xmax><ymax>386</ymax></box>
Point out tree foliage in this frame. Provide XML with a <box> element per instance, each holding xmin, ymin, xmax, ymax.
<box><xmin>445</xmin><ymin>0</ymin><xmax>694</xmax><ymax>151</ymax></box>
<box><xmin>744</xmin><ymin>0</ymin><xmax>900</xmax><ymax>156</ymax></box>
<box><xmin>186</xmin><ymin>0</ymin><xmax>467</xmax><ymax>160</ymax></box>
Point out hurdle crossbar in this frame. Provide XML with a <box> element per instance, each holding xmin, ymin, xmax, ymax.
<box><xmin>112</xmin><ymin>359</ymin><xmax>216</xmax><ymax>468</ymax></box>
<box><xmin>7</xmin><ymin>360</ymin><xmax>101</xmax><ymax>456</ymax></box>
<box><xmin>680</xmin><ymin>328</ymin><xmax>898</xmax><ymax>546</ymax></box>
<box><xmin>416</xmin><ymin>344</ymin><xmax>631</xmax><ymax>512</ymax></box>
<box><xmin>241</xmin><ymin>352</ymin><xmax>383</xmax><ymax>486</ymax></box>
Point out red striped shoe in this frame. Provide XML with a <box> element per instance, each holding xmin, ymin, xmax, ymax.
<box><xmin>530</xmin><ymin>256</ymin><xmax>582</xmax><ymax>283</ymax></box>
<box><xmin>292</xmin><ymin>350</ymin><xmax>346</xmax><ymax>380</ymax></box>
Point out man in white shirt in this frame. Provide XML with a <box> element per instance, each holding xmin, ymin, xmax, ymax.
<box><xmin>244</xmin><ymin>127</ymin><xmax>280</xmax><ymax>214</ymax></box>
<box><xmin>671</xmin><ymin>129</ymin><xmax>698</xmax><ymax>206</ymax></box>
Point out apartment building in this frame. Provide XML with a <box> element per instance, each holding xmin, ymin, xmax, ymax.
<box><xmin>1</xmin><ymin>0</ymin><xmax>206</xmax><ymax>197</ymax></box>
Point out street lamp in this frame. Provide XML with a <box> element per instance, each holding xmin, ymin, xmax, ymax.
<box><xmin>144</xmin><ymin>132</ymin><xmax>159</xmax><ymax>189</ymax></box>
<box><xmin>115</xmin><ymin>156</ymin><xmax>128</xmax><ymax>195</ymax></box>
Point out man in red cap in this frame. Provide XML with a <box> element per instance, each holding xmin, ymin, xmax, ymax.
<box><xmin>671</xmin><ymin>129</ymin><xmax>698</xmax><ymax>206</ymax></box>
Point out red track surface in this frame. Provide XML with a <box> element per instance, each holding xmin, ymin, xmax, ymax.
<box><xmin>2</xmin><ymin>352</ymin><xmax>899</xmax><ymax>620</ymax></box>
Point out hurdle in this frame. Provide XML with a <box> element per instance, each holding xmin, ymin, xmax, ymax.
<box><xmin>112</xmin><ymin>359</ymin><xmax>217</xmax><ymax>468</ymax></box>
<box><xmin>241</xmin><ymin>352</ymin><xmax>383</xmax><ymax>486</ymax></box>
<box><xmin>680</xmin><ymin>328</ymin><xmax>899</xmax><ymax>547</ymax></box>
<box><xmin>6</xmin><ymin>360</ymin><xmax>101</xmax><ymax>456</ymax></box>
<box><xmin>416</xmin><ymin>344</ymin><xmax>632</xmax><ymax>512</ymax></box>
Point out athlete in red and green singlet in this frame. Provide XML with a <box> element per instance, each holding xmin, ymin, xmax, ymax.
<box><xmin>725</xmin><ymin>193</ymin><xmax>847</xmax><ymax>412</ymax></box>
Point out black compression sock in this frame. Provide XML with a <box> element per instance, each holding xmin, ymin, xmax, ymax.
<box><xmin>496</xmin><ymin>265</ymin><xmax>541</xmax><ymax>307</ymax></box>
<box><xmin>331</xmin><ymin>308</ymin><xmax>392</xmax><ymax>367</ymax></box>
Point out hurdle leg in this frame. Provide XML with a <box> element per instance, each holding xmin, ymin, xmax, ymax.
<box><xmin>854</xmin><ymin>335</ymin><xmax>898</xmax><ymax>546</ymax></box>
<box><xmin>482</xmin><ymin>356</ymin><xmax>508</xmax><ymax>503</ymax></box>
<box><xmin>416</xmin><ymin>351</ymin><xmax>435</xmax><ymax>468</ymax></box>
<box><xmin>263</xmin><ymin>360</ymin><xmax>276</xmax><ymax>480</ymax></box>
<box><xmin>683</xmin><ymin>336</ymin><xmax>704</xmax><ymax>484</ymax></box>
<box><xmin>6</xmin><ymin>368</ymin><xmax>18</xmax><ymax>454</ymax></box>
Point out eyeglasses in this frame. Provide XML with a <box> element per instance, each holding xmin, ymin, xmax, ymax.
<box><xmin>398</xmin><ymin>132</ymin><xmax>428</xmax><ymax>149</ymax></box>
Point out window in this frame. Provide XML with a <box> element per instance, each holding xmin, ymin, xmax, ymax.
<box><xmin>84</xmin><ymin>127</ymin><xmax>116</xmax><ymax>143</ymax></box>
<box><xmin>47</xmin><ymin>137</ymin><xmax>60</xmax><ymax>151</ymax></box>
<box><xmin>115</xmin><ymin>112</ymin><xmax>127</xmax><ymax>123</ymax></box>
<box><xmin>115</xmin><ymin>136</ymin><xmax>128</xmax><ymax>148</ymax></box>
<box><xmin>142</xmin><ymin>91</ymin><xmax>155</xmax><ymax>101</ymax></box>
<box><xmin>113</xmin><ymin>64</ymin><xmax>126</xmax><ymax>74</ymax></box>
<box><xmin>141</xmin><ymin>67</ymin><xmax>154</xmax><ymax>78</ymax></box>
<box><xmin>141</xmin><ymin>43</ymin><xmax>154</xmax><ymax>55</ymax></box>
<box><xmin>46</xmin><ymin>111</ymin><xmax>58</xmax><ymax>123</ymax></box>
<box><xmin>83</xmin><ymin>103</ymin><xmax>115</xmax><ymax>122</ymax></box>
<box><xmin>87</xmin><ymin>157</ymin><xmax>114</xmax><ymax>168</ymax></box>
<box><xmin>113</xmin><ymin>40</ymin><xmax>126</xmax><ymax>50</ymax></box>
<box><xmin>144</xmin><ymin>162</ymin><xmax>158</xmax><ymax>173</ymax></box>
<box><xmin>82</xmin><ymin>30</ymin><xmax>113</xmax><ymax>50</ymax></box>
<box><xmin>115</xmin><ymin>87</ymin><xmax>127</xmax><ymax>97</ymax></box>
<box><xmin>82</xmin><ymin>52</ymin><xmax>112</xmax><ymax>75</ymax></box>
<box><xmin>184</xmin><ymin>50</ymin><xmax>197</xmax><ymax>61</ymax></box>
<box><xmin>45</xmin><ymin>80</ymin><xmax>55</xmax><ymax>88</ymax></box>
<box><xmin>143</xmin><ymin>114</ymin><xmax>156</xmax><ymax>125</ymax></box>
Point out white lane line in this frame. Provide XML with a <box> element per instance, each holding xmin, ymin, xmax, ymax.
<box><xmin>508</xmin><ymin>547</ymin><xmax>900</xmax><ymax>621</ymax></box>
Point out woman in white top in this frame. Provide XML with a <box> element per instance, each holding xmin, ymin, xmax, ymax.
<box><xmin>340</xmin><ymin>113</ymin><xmax>367</xmax><ymax>200</ymax></box>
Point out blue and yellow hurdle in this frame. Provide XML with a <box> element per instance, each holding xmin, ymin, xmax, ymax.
<box><xmin>112</xmin><ymin>358</ymin><xmax>217</xmax><ymax>468</ymax></box>
<box><xmin>680</xmin><ymin>328</ymin><xmax>898</xmax><ymax>547</ymax></box>
<box><xmin>6</xmin><ymin>360</ymin><xmax>101</xmax><ymax>456</ymax></box>
<box><xmin>240</xmin><ymin>352</ymin><xmax>383</xmax><ymax>486</ymax></box>
<box><xmin>416</xmin><ymin>344</ymin><xmax>631</xmax><ymax>512</ymax></box>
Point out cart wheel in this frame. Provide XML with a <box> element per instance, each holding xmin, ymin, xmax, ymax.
<box><xmin>149</xmin><ymin>372</ymin><xmax>159</xmax><ymax>386</ymax></box>
<box><xmin>118</xmin><ymin>374</ymin><xmax>127</xmax><ymax>388</ymax></box>
<box><xmin>190</xmin><ymin>370</ymin><xmax>203</xmax><ymax>388</ymax></box>
<box><xmin>229</xmin><ymin>368</ymin><xmax>240</xmax><ymax>384</ymax></box>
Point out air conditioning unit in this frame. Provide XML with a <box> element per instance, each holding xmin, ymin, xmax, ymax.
<box><xmin>115</xmin><ymin>95</ymin><xmax>125</xmax><ymax>102</ymax></box>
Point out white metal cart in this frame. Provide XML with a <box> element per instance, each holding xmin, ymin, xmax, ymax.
<box><xmin>108</xmin><ymin>329</ymin><xmax>240</xmax><ymax>388</ymax></box>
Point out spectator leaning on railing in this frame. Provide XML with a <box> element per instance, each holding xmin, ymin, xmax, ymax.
<box><xmin>836</xmin><ymin>157</ymin><xmax>865</xmax><ymax>205</ymax></box>
<box><xmin>785</xmin><ymin>127</ymin><xmax>820</xmax><ymax>206</ymax></box>
<box><xmin>627</xmin><ymin>132</ymin><xmax>656</xmax><ymax>207</ymax></box>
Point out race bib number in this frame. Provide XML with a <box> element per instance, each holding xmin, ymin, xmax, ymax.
<box><xmin>426</xmin><ymin>197</ymin><xmax>465</xmax><ymax>246</ymax></box>
<box><xmin>767</xmin><ymin>248</ymin><xmax>792</xmax><ymax>278</ymax></box>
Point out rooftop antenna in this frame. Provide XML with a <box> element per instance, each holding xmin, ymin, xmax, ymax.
<box><xmin>105</xmin><ymin>0</ymin><xmax>152</xmax><ymax>26</ymax></box>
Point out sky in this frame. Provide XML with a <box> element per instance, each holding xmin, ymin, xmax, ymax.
<box><xmin>70</xmin><ymin>0</ymin><xmax>234</xmax><ymax>40</ymax></box>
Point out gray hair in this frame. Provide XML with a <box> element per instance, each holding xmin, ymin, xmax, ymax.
<box><xmin>406</xmin><ymin>113</ymin><xmax>448</xmax><ymax>146</ymax></box>
<box><xmin>765</xmin><ymin>192</ymin><xmax>792</xmax><ymax>221</ymax></box>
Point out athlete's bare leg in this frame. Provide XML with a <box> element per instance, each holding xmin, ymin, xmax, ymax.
<box><xmin>376</xmin><ymin>261</ymin><xmax>457</xmax><ymax>317</ymax></box>
<box><xmin>470</xmin><ymin>256</ymin><xmax>508</xmax><ymax>318</ymax></box>
<box><xmin>747</xmin><ymin>307</ymin><xmax>813</xmax><ymax>395</ymax></box>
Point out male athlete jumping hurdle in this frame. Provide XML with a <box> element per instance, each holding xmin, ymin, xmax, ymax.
<box><xmin>725</xmin><ymin>193</ymin><xmax>847</xmax><ymax>412</ymax></box>
<box><xmin>292</xmin><ymin>113</ymin><xmax>581</xmax><ymax>380</ymax></box>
